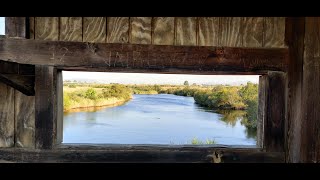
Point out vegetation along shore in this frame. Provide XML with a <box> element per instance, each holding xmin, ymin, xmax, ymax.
<box><xmin>63</xmin><ymin>81</ymin><xmax>258</xmax><ymax>131</ymax></box>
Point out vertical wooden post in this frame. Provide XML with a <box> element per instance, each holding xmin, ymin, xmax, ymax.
<box><xmin>284</xmin><ymin>17</ymin><xmax>305</xmax><ymax>162</ymax></box>
<box><xmin>257</xmin><ymin>75</ymin><xmax>267</xmax><ymax>148</ymax></box>
<box><xmin>56</xmin><ymin>70</ymin><xmax>63</xmax><ymax>145</ymax></box>
<box><xmin>259</xmin><ymin>72</ymin><xmax>286</xmax><ymax>152</ymax></box>
<box><xmin>300</xmin><ymin>17</ymin><xmax>320</xmax><ymax>163</ymax></box>
<box><xmin>34</xmin><ymin>17</ymin><xmax>60</xmax><ymax>149</ymax></box>
<box><xmin>35</xmin><ymin>66</ymin><xmax>62</xmax><ymax>149</ymax></box>
<box><xmin>264</xmin><ymin>72</ymin><xmax>286</xmax><ymax>152</ymax></box>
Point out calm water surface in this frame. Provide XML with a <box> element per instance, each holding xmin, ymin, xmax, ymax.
<box><xmin>63</xmin><ymin>94</ymin><xmax>256</xmax><ymax>145</ymax></box>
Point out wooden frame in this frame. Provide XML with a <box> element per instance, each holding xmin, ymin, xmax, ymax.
<box><xmin>0</xmin><ymin>17</ymin><xmax>289</xmax><ymax>163</ymax></box>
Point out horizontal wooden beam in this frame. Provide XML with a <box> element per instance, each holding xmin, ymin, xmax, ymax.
<box><xmin>0</xmin><ymin>74</ymin><xmax>34</xmax><ymax>96</ymax></box>
<box><xmin>0</xmin><ymin>38</ymin><xmax>288</xmax><ymax>74</ymax></box>
<box><xmin>0</xmin><ymin>146</ymin><xmax>284</xmax><ymax>163</ymax></box>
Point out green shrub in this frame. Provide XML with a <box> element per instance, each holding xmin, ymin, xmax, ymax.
<box><xmin>85</xmin><ymin>88</ymin><xmax>97</xmax><ymax>100</ymax></box>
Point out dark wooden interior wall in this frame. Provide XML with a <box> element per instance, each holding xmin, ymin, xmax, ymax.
<box><xmin>1</xmin><ymin>17</ymin><xmax>286</xmax><ymax>151</ymax></box>
<box><xmin>285</xmin><ymin>17</ymin><xmax>320</xmax><ymax>163</ymax></box>
<box><xmin>300</xmin><ymin>18</ymin><xmax>320</xmax><ymax>162</ymax></box>
<box><xmin>0</xmin><ymin>17</ymin><xmax>34</xmax><ymax>148</ymax></box>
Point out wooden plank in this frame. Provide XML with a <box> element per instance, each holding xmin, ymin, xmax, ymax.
<box><xmin>55</xmin><ymin>70</ymin><xmax>63</xmax><ymax>144</ymax></box>
<box><xmin>152</xmin><ymin>17</ymin><xmax>174</xmax><ymax>45</ymax></box>
<box><xmin>5</xmin><ymin>16</ymin><xmax>36</xmax><ymax>150</ymax></box>
<box><xmin>300</xmin><ymin>17</ymin><xmax>320</xmax><ymax>163</ymax></box>
<box><xmin>0</xmin><ymin>74</ymin><xmax>34</xmax><ymax>96</ymax></box>
<box><xmin>242</xmin><ymin>17</ymin><xmax>264</xmax><ymax>47</ymax></box>
<box><xmin>264</xmin><ymin>72</ymin><xmax>286</xmax><ymax>152</ymax></box>
<box><xmin>0</xmin><ymin>147</ymin><xmax>284</xmax><ymax>163</ymax></box>
<box><xmin>257</xmin><ymin>75</ymin><xmax>267</xmax><ymax>148</ymax></box>
<box><xmin>0</xmin><ymin>39</ymin><xmax>289</xmax><ymax>73</ymax></box>
<box><xmin>59</xmin><ymin>17</ymin><xmax>82</xmax><ymax>42</ymax></box>
<box><xmin>130</xmin><ymin>17</ymin><xmax>152</xmax><ymax>44</ymax></box>
<box><xmin>35</xmin><ymin>17</ymin><xmax>59</xmax><ymax>41</ymax></box>
<box><xmin>83</xmin><ymin>17</ymin><xmax>106</xmax><ymax>43</ymax></box>
<box><xmin>14</xmin><ymin>90</ymin><xmax>35</xmax><ymax>148</ymax></box>
<box><xmin>284</xmin><ymin>17</ymin><xmax>305</xmax><ymax>162</ymax></box>
<box><xmin>0</xmin><ymin>82</ymin><xmax>14</xmax><ymax>147</ymax></box>
<box><xmin>198</xmin><ymin>17</ymin><xmax>219</xmax><ymax>46</ymax></box>
<box><xmin>107</xmin><ymin>17</ymin><xmax>129</xmax><ymax>43</ymax></box>
<box><xmin>35</xmin><ymin>66</ymin><xmax>56</xmax><ymax>149</ymax></box>
<box><xmin>28</xmin><ymin>17</ymin><xmax>35</xmax><ymax>39</ymax></box>
<box><xmin>5</xmin><ymin>17</ymin><xmax>25</xmax><ymax>38</ymax></box>
<box><xmin>175</xmin><ymin>17</ymin><xmax>197</xmax><ymax>46</ymax></box>
<box><xmin>264</xmin><ymin>17</ymin><xmax>286</xmax><ymax>48</ymax></box>
<box><xmin>220</xmin><ymin>17</ymin><xmax>242</xmax><ymax>47</ymax></box>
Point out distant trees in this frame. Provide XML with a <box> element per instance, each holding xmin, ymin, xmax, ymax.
<box><xmin>184</xmin><ymin>80</ymin><xmax>189</xmax><ymax>86</ymax></box>
<box><xmin>160</xmin><ymin>82</ymin><xmax>259</xmax><ymax>130</ymax></box>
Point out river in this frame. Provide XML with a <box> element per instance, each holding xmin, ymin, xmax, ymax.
<box><xmin>63</xmin><ymin>94</ymin><xmax>256</xmax><ymax>145</ymax></box>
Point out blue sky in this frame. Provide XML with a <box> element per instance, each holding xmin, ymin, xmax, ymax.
<box><xmin>0</xmin><ymin>17</ymin><xmax>4</xmax><ymax>35</ymax></box>
<box><xmin>0</xmin><ymin>17</ymin><xmax>258</xmax><ymax>85</ymax></box>
<box><xmin>63</xmin><ymin>71</ymin><xmax>259</xmax><ymax>85</ymax></box>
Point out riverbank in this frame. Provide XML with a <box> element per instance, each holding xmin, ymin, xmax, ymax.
<box><xmin>63</xmin><ymin>97</ymin><xmax>129</xmax><ymax>112</ymax></box>
<box><xmin>63</xmin><ymin>84</ymin><xmax>132</xmax><ymax>112</ymax></box>
<box><xmin>62</xmin><ymin>83</ymin><xmax>258</xmax><ymax>130</ymax></box>
<box><xmin>63</xmin><ymin>94</ymin><xmax>256</xmax><ymax>145</ymax></box>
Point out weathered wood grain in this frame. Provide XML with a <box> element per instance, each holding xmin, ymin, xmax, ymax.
<box><xmin>264</xmin><ymin>17</ymin><xmax>286</xmax><ymax>48</ymax></box>
<box><xmin>35</xmin><ymin>17</ymin><xmax>59</xmax><ymax>41</ymax></box>
<box><xmin>35</xmin><ymin>66</ymin><xmax>56</xmax><ymax>149</ymax></box>
<box><xmin>5</xmin><ymin>17</ymin><xmax>26</xmax><ymax>38</ymax></box>
<box><xmin>264</xmin><ymin>72</ymin><xmax>286</xmax><ymax>152</ymax></box>
<box><xmin>242</xmin><ymin>17</ymin><xmax>264</xmax><ymax>47</ymax></box>
<box><xmin>152</xmin><ymin>17</ymin><xmax>174</xmax><ymax>45</ymax></box>
<box><xmin>83</xmin><ymin>17</ymin><xmax>106</xmax><ymax>43</ymax></box>
<box><xmin>0</xmin><ymin>74</ymin><xmax>34</xmax><ymax>96</ymax></box>
<box><xmin>130</xmin><ymin>17</ymin><xmax>152</xmax><ymax>44</ymax></box>
<box><xmin>28</xmin><ymin>17</ymin><xmax>35</xmax><ymax>39</ymax></box>
<box><xmin>5</xmin><ymin>16</ymin><xmax>36</xmax><ymax>150</ymax></box>
<box><xmin>55</xmin><ymin>70</ymin><xmax>63</xmax><ymax>144</ymax></box>
<box><xmin>0</xmin><ymin>39</ymin><xmax>289</xmax><ymax>73</ymax></box>
<box><xmin>14</xmin><ymin>90</ymin><xmax>35</xmax><ymax>148</ymax></box>
<box><xmin>0</xmin><ymin>146</ymin><xmax>284</xmax><ymax>163</ymax></box>
<box><xmin>59</xmin><ymin>17</ymin><xmax>82</xmax><ymax>42</ymax></box>
<box><xmin>300</xmin><ymin>17</ymin><xmax>320</xmax><ymax>163</ymax></box>
<box><xmin>175</xmin><ymin>17</ymin><xmax>197</xmax><ymax>46</ymax></box>
<box><xmin>107</xmin><ymin>17</ymin><xmax>129</xmax><ymax>43</ymax></box>
<box><xmin>1</xmin><ymin>16</ymin><xmax>34</xmax><ymax>96</ymax></box>
<box><xmin>257</xmin><ymin>75</ymin><xmax>267</xmax><ymax>148</ymax></box>
<box><xmin>0</xmin><ymin>82</ymin><xmax>14</xmax><ymax>147</ymax></box>
<box><xmin>284</xmin><ymin>17</ymin><xmax>305</xmax><ymax>162</ymax></box>
<box><xmin>198</xmin><ymin>17</ymin><xmax>219</xmax><ymax>46</ymax></box>
<box><xmin>220</xmin><ymin>17</ymin><xmax>242</xmax><ymax>47</ymax></box>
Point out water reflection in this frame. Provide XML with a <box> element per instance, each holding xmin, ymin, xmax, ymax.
<box><xmin>63</xmin><ymin>94</ymin><xmax>256</xmax><ymax>145</ymax></box>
